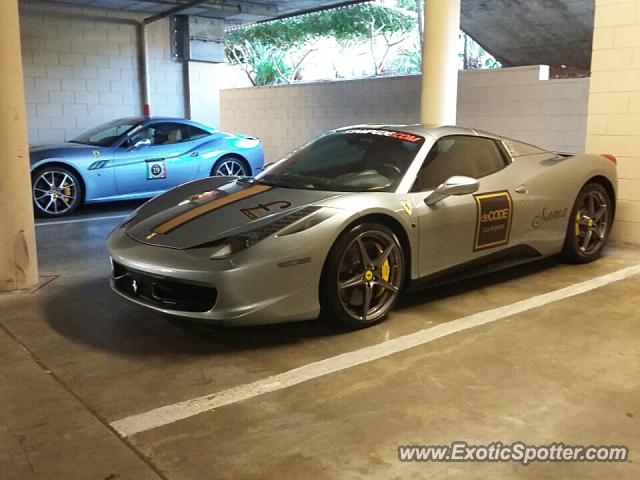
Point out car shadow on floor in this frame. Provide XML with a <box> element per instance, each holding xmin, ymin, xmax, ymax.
<box><xmin>39</xmin><ymin>257</ymin><xmax>563</xmax><ymax>358</ymax></box>
<box><xmin>395</xmin><ymin>256</ymin><xmax>559</xmax><ymax>310</ymax></box>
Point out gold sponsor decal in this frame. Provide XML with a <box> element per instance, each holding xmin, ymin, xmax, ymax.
<box><xmin>474</xmin><ymin>191</ymin><xmax>513</xmax><ymax>251</ymax></box>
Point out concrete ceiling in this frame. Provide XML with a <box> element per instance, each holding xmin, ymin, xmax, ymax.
<box><xmin>31</xmin><ymin>0</ymin><xmax>366</xmax><ymax>24</ymax></box>
<box><xmin>461</xmin><ymin>0</ymin><xmax>595</xmax><ymax>69</ymax></box>
<box><xmin>33</xmin><ymin>0</ymin><xmax>596</xmax><ymax>69</ymax></box>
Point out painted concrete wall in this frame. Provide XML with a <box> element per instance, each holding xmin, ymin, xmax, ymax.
<box><xmin>19</xmin><ymin>1</ymin><xmax>185</xmax><ymax>146</ymax></box>
<box><xmin>220</xmin><ymin>66</ymin><xmax>589</xmax><ymax>164</ymax></box>
<box><xmin>586</xmin><ymin>0</ymin><xmax>640</xmax><ymax>245</ymax></box>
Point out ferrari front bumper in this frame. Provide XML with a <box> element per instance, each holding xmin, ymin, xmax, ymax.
<box><xmin>106</xmin><ymin>226</ymin><xmax>325</xmax><ymax>325</ymax></box>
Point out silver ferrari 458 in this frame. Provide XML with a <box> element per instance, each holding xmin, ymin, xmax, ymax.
<box><xmin>107</xmin><ymin>125</ymin><xmax>617</xmax><ymax>328</ymax></box>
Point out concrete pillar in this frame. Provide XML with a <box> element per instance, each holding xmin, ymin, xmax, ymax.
<box><xmin>586</xmin><ymin>0</ymin><xmax>640</xmax><ymax>245</ymax></box>
<box><xmin>0</xmin><ymin>0</ymin><xmax>39</xmax><ymax>291</ymax></box>
<box><xmin>420</xmin><ymin>0</ymin><xmax>461</xmax><ymax>125</ymax></box>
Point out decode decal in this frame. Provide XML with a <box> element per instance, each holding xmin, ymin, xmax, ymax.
<box><xmin>474</xmin><ymin>191</ymin><xmax>513</xmax><ymax>251</ymax></box>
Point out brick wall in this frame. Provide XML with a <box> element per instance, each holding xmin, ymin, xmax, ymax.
<box><xmin>220</xmin><ymin>66</ymin><xmax>589</xmax><ymax>164</ymax></box>
<box><xmin>586</xmin><ymin>0</ymin><xmax>640</xmax><ymax>244</ymax></box>
<box><xmin>19</xmin><ymin>1</ymin><xmax>184</xmax><ymax>146</ymax></box>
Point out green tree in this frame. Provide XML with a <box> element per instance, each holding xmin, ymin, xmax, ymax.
<box><xmin>225</xmin><ymin>3</ymin><xmax>417</xmax><ymax>84</ymax></box>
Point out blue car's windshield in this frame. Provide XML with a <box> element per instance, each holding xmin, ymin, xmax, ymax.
<box><xmin>71</xmin><ymin>118</ymin><xmax>143</xmax><ymax>147</ymax></box>
<box><xmin>255</xmin><ymin>129</ymin><xmax>424</xmax><ymax>192</ymax></box>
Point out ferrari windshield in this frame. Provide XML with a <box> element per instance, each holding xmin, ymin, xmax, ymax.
<box><xmin>71</xmin><ymin>118</ymin><xmax>143</xmax><ymax>147</ymax></box>
<box><xmin>255</xmin><ymin>129</ymin><xmax>425</xmax><ymax>192</ymax></box>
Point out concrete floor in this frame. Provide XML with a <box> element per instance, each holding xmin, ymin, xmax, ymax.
<box><xmin>1</xmin><ymin>204</ymin><xmax>639</xmax><ymax>479</ymax></box>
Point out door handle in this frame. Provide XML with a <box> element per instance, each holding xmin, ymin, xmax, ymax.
<box><xmin>515</xmin><ymin>185</ymin><xmax>527</xmax><ymax>194</ymax></box>
<box><xmin>189</xmin><ymin>152</ymin><xmax>199</xmax><ymax>157</ymax></box>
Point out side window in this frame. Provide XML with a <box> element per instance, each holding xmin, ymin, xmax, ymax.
<box><xmin>186</xmin><ymin>125</ymin><xmax>211</xmax><ymax>141</ymax></box>
<box><xmin>412</xmin><ymin>136</ymin><xmax>508</xmax><ymax>191</ymax></box>
<box><xmin>130</xmin><ymin>123</ymin><xmax>187</xmax><ymax>146</ymax></box>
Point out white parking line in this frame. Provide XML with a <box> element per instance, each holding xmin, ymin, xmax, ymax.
<box><xmin>110</xmin><ymin>263</ymin><xmax>640</xmax><ymax>438</ymax></box>
<box><xmin>35</xmin><ymin>214</ymin><xmax>128</xmax><ymax>227</ymax></box>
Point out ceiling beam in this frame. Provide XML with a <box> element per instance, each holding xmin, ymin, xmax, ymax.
<box><xmin>143</xmin><ymin>0</ymin><xmax>213</xmax><ymax>24</ymax></box>
<box><xmin>143</xmin><ymin>0</ymin><xmax>276</xmax><ymax>22</ymax></box>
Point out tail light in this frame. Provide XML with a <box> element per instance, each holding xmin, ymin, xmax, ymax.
<box><xmin>602</xmin><ymin>154</ymin><xmax>617</xmax><ymax>165</ymax></box>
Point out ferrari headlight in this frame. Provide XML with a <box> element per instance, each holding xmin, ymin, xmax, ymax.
<box><xmin>209</xmin><ymin>206</ymin><xmax>325</xmax><ymax>260</ymax></box>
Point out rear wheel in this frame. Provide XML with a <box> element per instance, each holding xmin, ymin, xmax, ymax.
<box><xmin>211</xmin><ymin>156</ymin><xmax>249</xmax><ymax>177</ymax></box>
<box><xmin>561</xmin><ymin>182</ymin><xmax>613</xmax><ymax>263</ymax></box>
<box><xmin>32</xmin><ymin>166</ymin><xmax>83</xmax><ymax>217</ymax></box>
<box><xmin>321</xmin><ymin>223</ymin><xmax>405</xmax><ymax>329</ymax></box>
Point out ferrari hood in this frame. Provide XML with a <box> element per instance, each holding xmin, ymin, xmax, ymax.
<box><xmin>125</xmin><ymin>177</ymin><xmax>341</xmax><ymax>249</ymax></box>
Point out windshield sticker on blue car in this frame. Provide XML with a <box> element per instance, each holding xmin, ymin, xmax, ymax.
<box><xmin>147</xmin><ymin>160</ymin><xmax>166</xmax><ymax>180</ymax></box>
<box><xmin>474</xmin><ymin>191</ymin><xmax>513</xmax><ymax>251</ymax></box>
<box><xmin>342</xmin><ymin>129</ymin><xmax>423</xmax><ymax>143</ymax></box>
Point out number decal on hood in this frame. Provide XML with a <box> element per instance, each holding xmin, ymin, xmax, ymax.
<box><xmin>241</xmin><ymin>201</ymin><xmax>293</xmax><ymax>220</ymax></box>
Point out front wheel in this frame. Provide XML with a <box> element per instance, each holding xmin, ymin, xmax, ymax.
<box><xmin>211</xmin><ymin>156</ymin><xmax>249</xmax><ymax>177</ymax></box>
<box><xmin>561</xmin><ymin>182</ymin><xmax>613</xmax><ymax>263</ymax></box>
<box><xmin>321</xmin><ymin>223</ymin><xmax>405</xmax><ymax>329</ymax></box>
<box><xmin>32</xmin><ymin>166</ymin><xmax>83</xmax><ymax>217</ymax></box>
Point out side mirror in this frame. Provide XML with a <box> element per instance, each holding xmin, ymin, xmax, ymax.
<box><xmin>132</xmin><ymin>137</ymin><xmax>151</xmax><ymax>148</ymax></box>
<box><xmin>425</xmin><ymin>175</ymin><xmax>479</xmax><ymax>206</ymax></box>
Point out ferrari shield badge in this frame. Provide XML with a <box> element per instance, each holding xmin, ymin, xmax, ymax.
<box><xmin>92</xmin><ymin>150</ymin><xmax>100</xmax><ymax>158</ymax></box>
<box><xmin>400</xmin><ymin>200</ymin><xmax>412</xmax><ymax>216</ymax></box>
<box><xmin>147</xmin><ymin>160</ymin><xmax>167</xmax><ymax>180</ymax></box>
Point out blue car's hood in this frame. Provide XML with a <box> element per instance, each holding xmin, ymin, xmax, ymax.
<box><xmin>29</xmin><ymin>142</ymin><xmax>103</xmax><ymax>164</ymax></box>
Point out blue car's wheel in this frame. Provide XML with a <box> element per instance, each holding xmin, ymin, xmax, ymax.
<box><xmin>32</xmin><ymin>166</ymin><xmax>83</xmax><ymax>217</ymax></box>
<box><xmin>212</xmin><ymin>156</ymin><xmax>249</xmax><ymax>177</ymax></box>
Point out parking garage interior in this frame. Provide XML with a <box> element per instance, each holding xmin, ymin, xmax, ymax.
<box><xmin>2</xmin><ymin>0</ymin><xmax>640</xmax><ymax>479</ymax></box>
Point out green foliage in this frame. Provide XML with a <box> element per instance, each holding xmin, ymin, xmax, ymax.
<box><xmin>395</xmin><ymin>0</ymin><xmax>420</xmax><ymax>13</ymax></box>
<box><xmin>225</xmin><ymin>4</ymin><xmax>416</xmax><ymax>54</ymax></box>
<box><xmin>226</xmin><ymin>41</ymin><xmax>293</xmax><ymax>86</ymax></box>
<box><xmin>387</xmin><ymin>44</ymin><xmax>421</xmax><ymax>74</ymax></box>
<box><xmin>251</xmin><ymin>44</ymin><xmax>293</xmax><ymax>86</ymax></box>
<box><xmin>225</xmin><ymin>3</ymin><xmax>417</xmax><ymax>84</ymax></box>
<box><xmin>459</xmin><ymin>32</ymin><xmax>501</xmax><ymax>70</ymax></box>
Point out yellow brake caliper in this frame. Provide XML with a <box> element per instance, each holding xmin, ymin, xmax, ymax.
<box><xmin>63</xmin><ymin>181</ymin><xmax>72</xmax><ymax>203</ymax></box>
<box><xmin>375</xmin><ymin>245</ymin><xmax>391</xmax><ymax>297</ymax></box>
<box><xmin>575</xmin><ymin>211</ymin><xmax>581</xmax><ymax>236</ymax></box>
<box><xmin>380</xmin><ymin>258</ymin><xmax>390</xmax><ymax>282</ymax></box>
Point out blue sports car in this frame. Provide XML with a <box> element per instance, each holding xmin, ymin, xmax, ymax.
<box><xmin>29</xmin><ymin>117</ymin><xmax>264</xmax><ymax>217</ymax></box>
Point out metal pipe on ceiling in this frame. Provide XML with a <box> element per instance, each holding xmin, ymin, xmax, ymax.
<box><xmin>141</xmin><ymin>0</ymin><xmax>218</xmax><ymax>118</ymax></box>
<box><xmin>19</xmin><ymin>3</ymin><xmax>151</xmax><ymax>116</ymax></box>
